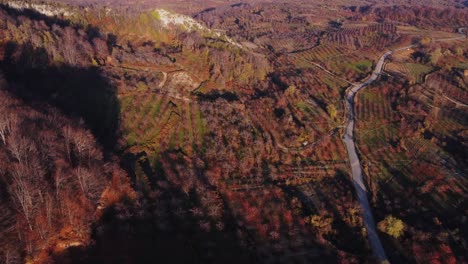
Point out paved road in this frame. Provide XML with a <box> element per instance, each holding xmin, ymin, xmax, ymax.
<box><xmin>342</xmin><ymin>50</ymin><xmax>392</xmax><ymax>263</ymax></box>
<box><xmin>341</xmin><ymin>28</ymin><xmax>466</xmax><ymax>263</ymax></box>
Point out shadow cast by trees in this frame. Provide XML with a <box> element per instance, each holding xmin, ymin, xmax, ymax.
<box><xmin>278</xmin><ymin>169</ymin><xmax>371</xmax><ymax>259</ymax></box>
<box><xmin>75</xmin><ymin>192</ymin><xmax>255</xmax><ymax>264</ymax></box>
<box><xmin>0</xmin><ymin>3</ymin><xmax>72</xmax><ymax>27</ymax></box>
<box><xmin>1</xmin><ymin>41</ymin><xmax>120</xmax><ymax>149</ymax></box>
<box><xmin>0</xmin><ymin>41</ymin><xmax>254</xmax><ymax>264</ymax></box>
<box><xmin>0</xmin><ymin>42</ymin><xmax>254</xmax><ymax>264</ymax></box>
<box><xmin>0</xmin><ymin>8</ymin><xmax>257</xmax><ymax>262</ymax></box>
<box><xmin>53</xmin><ymin>151</ymin><xmax>257</xmax><ymax>264</ymax></box>
<box><xmin>0</xmin><ymin>3</ymin><xmax>103</xmax><ymax>42</ymax></box>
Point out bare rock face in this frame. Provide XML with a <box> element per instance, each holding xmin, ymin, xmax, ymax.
<box><xmin>6</xmin><ymin>1</ymin><xmax>72</xmax><ymax>17</ymax></box>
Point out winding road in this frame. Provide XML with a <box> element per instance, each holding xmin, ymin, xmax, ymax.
<box><xmin>342</xmin><ymin>50</ymin><xmax>392</xmax><ymax>263</ymax></box>
<box><xmin>341</xmin><ymin>28</ymin><xmax>466</xmax><ymax>263</ymax></box>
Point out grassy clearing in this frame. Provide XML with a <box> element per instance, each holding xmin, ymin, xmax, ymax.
<box><xmin>386</xmin><ymin>62</ymin><xmax>433</xmax><ymax>84</ymax></box>
<box><xmin>405</xmin><ymin>63</ymin><xmax>433</xmax><ymax>84</ymax></box>
<box><xmin>344</xmin><ymin>60</ymin><xmax>373</xmax><ymax>74</ymax></box>
<box><xmin>296</xmin><ymin>101</ymin><xmax>321</xmax><ymax>117</ymax></box>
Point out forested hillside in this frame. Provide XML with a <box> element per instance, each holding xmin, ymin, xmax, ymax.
<box><xmin>0</xmin><ymin>0</ymin><xmax>467</xmax><ymax>263</ymax></box>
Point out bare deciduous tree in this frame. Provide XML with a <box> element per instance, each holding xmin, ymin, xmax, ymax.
<box><xmin>74</xmin><ymin>166</ymin><xmax>103</xmax><ymax>201</ymax></box>
<box><xmin>53</xmin><ymin>161</ymin><xmax>69</xmax><ymax>201</ymax></box>
<box><xmin>7</xmin><ymin>135</ymin><xmax>30</xmax><ymax>165</ymax></box>
<box><xmin>9</xmin><ymin>164</ymin><xmax>36</xmax><ymax>231</ymax></box>
<box><xmin>62</xmin><ymin>125</ymin><xmax>74</xmax><ymax>162</ymax></box>
<box><xmin>72</xmin><ymin>129</ymin><xmax>93</xmax><ymax>163</ymax></box>
<box><xmin>0</xmin><ymin>115</ymin><xmax>12</xmax><ymax>144</ymax></box>
<box><xmin>0</xmin><ymin>101</ymin><xmax>16</xmax><ymax>144</ymax></box>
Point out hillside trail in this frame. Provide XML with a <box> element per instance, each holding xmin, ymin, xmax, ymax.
<box><xmin>341</xmin><ymin>29</ymin><xmax>466</xmax><ymax>263</ymax></box>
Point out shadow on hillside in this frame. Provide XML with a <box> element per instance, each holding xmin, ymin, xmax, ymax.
<box><xmin>0</xmin><ymin>7</ymin><xmax>260</xmax><ymax>264</ymax></box>
<box><xmin>0</xmin><ymin>41</ymin><xmax>120</xmax><ymax>149</ymax></box>
<box><xmin>0</xmin><ymin>3</ymin><xmax>71</xmax><ymax>27</ymax></box>
<box><xmin>0</xmin><ymin>41</ymin><xmax>255</xmax><ymax>264</ymax></box>
<box><xmin>0</xmin><ymin>4</ymin><xmax>103</xmax><ymax>40</ymax></box>
<box><xmin>277</xmin><ymin>169</ymin><xmax>370</xmax><ymax>260</ymax></box>
<box><xmin>70</xmin><ymin>192</ymin><xmax>255</xmax><ymax>264</ymax></box>
<box><xmin>53</xmin><ymin>151</ymin><xmax>257</xmax><ymax>264</ymax></box>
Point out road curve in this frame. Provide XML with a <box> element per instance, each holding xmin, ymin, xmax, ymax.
<box><xmin>341</xmin><ymin>29</ymin><xmax>466</xmax><ymax>262</ymax></box>
<box><xmin>342</xmin><ymin>50</ymin><xmax>392</xmax><ymax>263</ymax></box>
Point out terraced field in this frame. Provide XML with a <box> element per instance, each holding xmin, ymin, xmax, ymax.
<box><xmin>326</xmin><ymin>24</ymin><xmax>399</xmax><ymax>49</ymax></box>
<box><xmin>119</xmin><ymin>91</ymin><xmax>206</xmax><ymax>155</ymax></box>
<box><xmin>354</xmin><ymin>84</ymin><xmax>430</xmax><ymax>177</ymax></box>
<box><xmin>289</xmin><ymin>44</ymin><xmax>378</xmax><ymax>82</ymax></box>
<box><xmin>386</xmin><ymin>62</ymin><xmax>433</xmax><ymax>84</ymax></box>
<box><xmin>352</xmin><ymin>39</ymin><xmax>468</xmax><ymax>258</ymax></box>
<box><xmin>355</xmin><ymin>88</ymin><xmax>398</xmax><ymax>125</ymax></box>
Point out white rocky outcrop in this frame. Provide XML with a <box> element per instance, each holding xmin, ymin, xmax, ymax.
<box><xmin>155</xmin><ymin>9</ymin><xmax>204</xmax><ymax>31</ymax></box>
<box><xmin>154</xmin><ymin>9</ymin><xmax>242</xmax><ymax>48</ymax></box>
<box><xmin>6</xmin><ymin>1</ymin><xmax>72</xmax><ymax>17</ymax></box>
